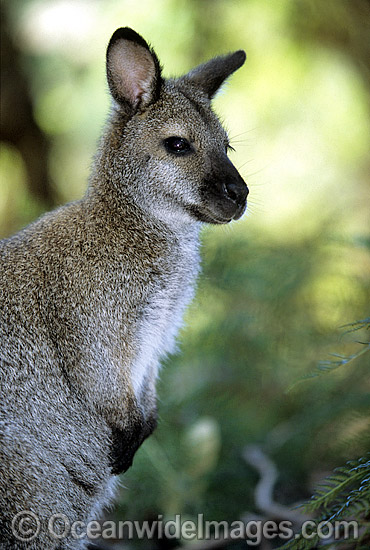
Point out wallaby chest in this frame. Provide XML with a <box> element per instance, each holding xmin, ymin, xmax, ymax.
<box><xmin>128</xmin><ymin>226</ymin><xmax>200</xmax><ymax>400</ymax></box>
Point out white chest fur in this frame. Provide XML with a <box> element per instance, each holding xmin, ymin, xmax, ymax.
<box><xmin>130</xmin><ymin>229</ymin><xmax>200</xmax><ymax>399</ymax></box>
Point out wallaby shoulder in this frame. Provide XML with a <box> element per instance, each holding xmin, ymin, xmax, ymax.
<box><xmin>0</xmin><ymin>192</ymin><xmax>200</xmax><ymax>424</ymax></box>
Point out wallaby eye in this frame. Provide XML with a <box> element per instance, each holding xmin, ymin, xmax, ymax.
<box><xmin>164</xmin><ymin>137</ymin><xmax>192</xmax><ymax>155</ymax></box>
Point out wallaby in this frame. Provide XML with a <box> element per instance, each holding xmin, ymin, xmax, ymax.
<box><xmin>0</xmin><ymin>27</ymin><xmax>248</xmax><ymax>549</ymax></box>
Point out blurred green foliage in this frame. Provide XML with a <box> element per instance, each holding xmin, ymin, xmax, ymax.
<box><xmin>1</xmin><ymin>0</ymin><xmax>369</xmax><ymax>548</ymax></box>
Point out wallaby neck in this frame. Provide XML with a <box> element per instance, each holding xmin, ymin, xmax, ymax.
<box><xmin>86</xmin><ymin>174</ymin><xmax>202</xmax><ymax>242</ymax></box>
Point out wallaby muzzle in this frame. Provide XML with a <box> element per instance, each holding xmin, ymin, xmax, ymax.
<box><xmin>202</xmin><ymin>153</ymin><xmax>249</xmax><ymax>223</ymax></box>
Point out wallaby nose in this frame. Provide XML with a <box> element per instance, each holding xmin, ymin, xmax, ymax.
<box><xmin>205</xmin><ymin>153</ymin><xmax>249</xmax><ymax>222</ymax></box>
<box><xmin>221</xmin><ymin>155</ymin><xmax>249</xmax><ymax>207</ymax></box>
<box><xmin>224</xmin><ymin>177</ymin><xmax>249</xmax><ymax>206</ymax></box>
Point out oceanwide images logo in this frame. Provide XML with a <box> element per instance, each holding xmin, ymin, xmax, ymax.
<box><xmin>11</xmin><ymin>511</ymin><xmax>41</xmax><ymax>542</ymax></box>
<box><xmin>11</xmin><ymin>511</ymin><xmax>359</xmax><ymax>546</ymax></box>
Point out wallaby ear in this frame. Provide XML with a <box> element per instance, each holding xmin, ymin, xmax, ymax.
<box><xmin>183</xmin><ymin>50</ymin><xmax>246</xmax><ymax>99</ymax></box>
<box><xmin>106</xmin><ymin>27</ymin><xmax>162</xmax><ymax>115</ymax></box>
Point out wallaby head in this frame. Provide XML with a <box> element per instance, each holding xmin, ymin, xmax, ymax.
<box><xmin>93</xmin><ymin>27</ymin><xmax>248</xmax><ymax>227</ymax></box>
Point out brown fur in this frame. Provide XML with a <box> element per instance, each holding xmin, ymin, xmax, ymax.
<box><xmin>0</xmin><ymin>27</ymin><xmax>248</xmax><ymax>549</ymax></box>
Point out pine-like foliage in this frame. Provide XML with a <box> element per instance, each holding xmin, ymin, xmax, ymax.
<box><xmin>281</xmin><ymin>316</ymin><xmax>370</xmax><ymax>550</ymax></box>
<box><xmin>304</xmin><ymin>456</ymin><xmax>370</xmax><ymax>519</ymax></box>
<box><xmin>289</xmin><ymin>318</ymin><xmax>370</xmax><ymax>389</ymax></box>
<box><xmin>280</xmin><ymin>455</ymin><xmax>370</xmax><ymax>549</ymax></box>
<box><xmin>310</xmin><ymin>318</ymin><xmax>370</xmax><ymax>377</ymax></box>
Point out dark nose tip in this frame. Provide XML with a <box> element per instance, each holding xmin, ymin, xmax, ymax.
<box><xmin>225</xmin><ymin>177</ymin><xmax>249</xmax><ymax>206</ymax></box>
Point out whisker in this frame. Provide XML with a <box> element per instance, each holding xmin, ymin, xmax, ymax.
<box><xmin>244</xmin><ymin>183</ymin><xmax>266</xmax><ymax>189</ymax></box>
<box><xmin>229</xmin><ymin>128</ymin><xmax>258</xmax><ymax>141</ymax></box>
<box><xmin>247</xmin><ymin>195</ymin><xmax>264</xmax><ymax>204</ymax></box>
<box><xmin>245</xmin><ymin>203</ymin><xmax>266</xmax><ymax>216</ymax></box>
<box><xmin>247</xmin><ymin>202</ymin><xmax>265</xmax><ymax>211</ymax></box>
<box><xmin>229</xmin><ymin>140</ymin><xmax>251</xmax><ymax>146</ymax></box>
<box><xmin>236</xmin><ymin>159</ymin><xmax>254</xmax><ymax>171</ymax></box>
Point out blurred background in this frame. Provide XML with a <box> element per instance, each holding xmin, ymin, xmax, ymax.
<box><xmin>1</xmin><ymin>0</ymin><xmax>369</xmax><ymax>548</ymax></box>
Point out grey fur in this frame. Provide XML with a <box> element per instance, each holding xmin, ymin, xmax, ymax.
<box><xmin>0</xmin><ymin>27</ymin><xmax>248</xmax><ymax>549</ymax></box>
